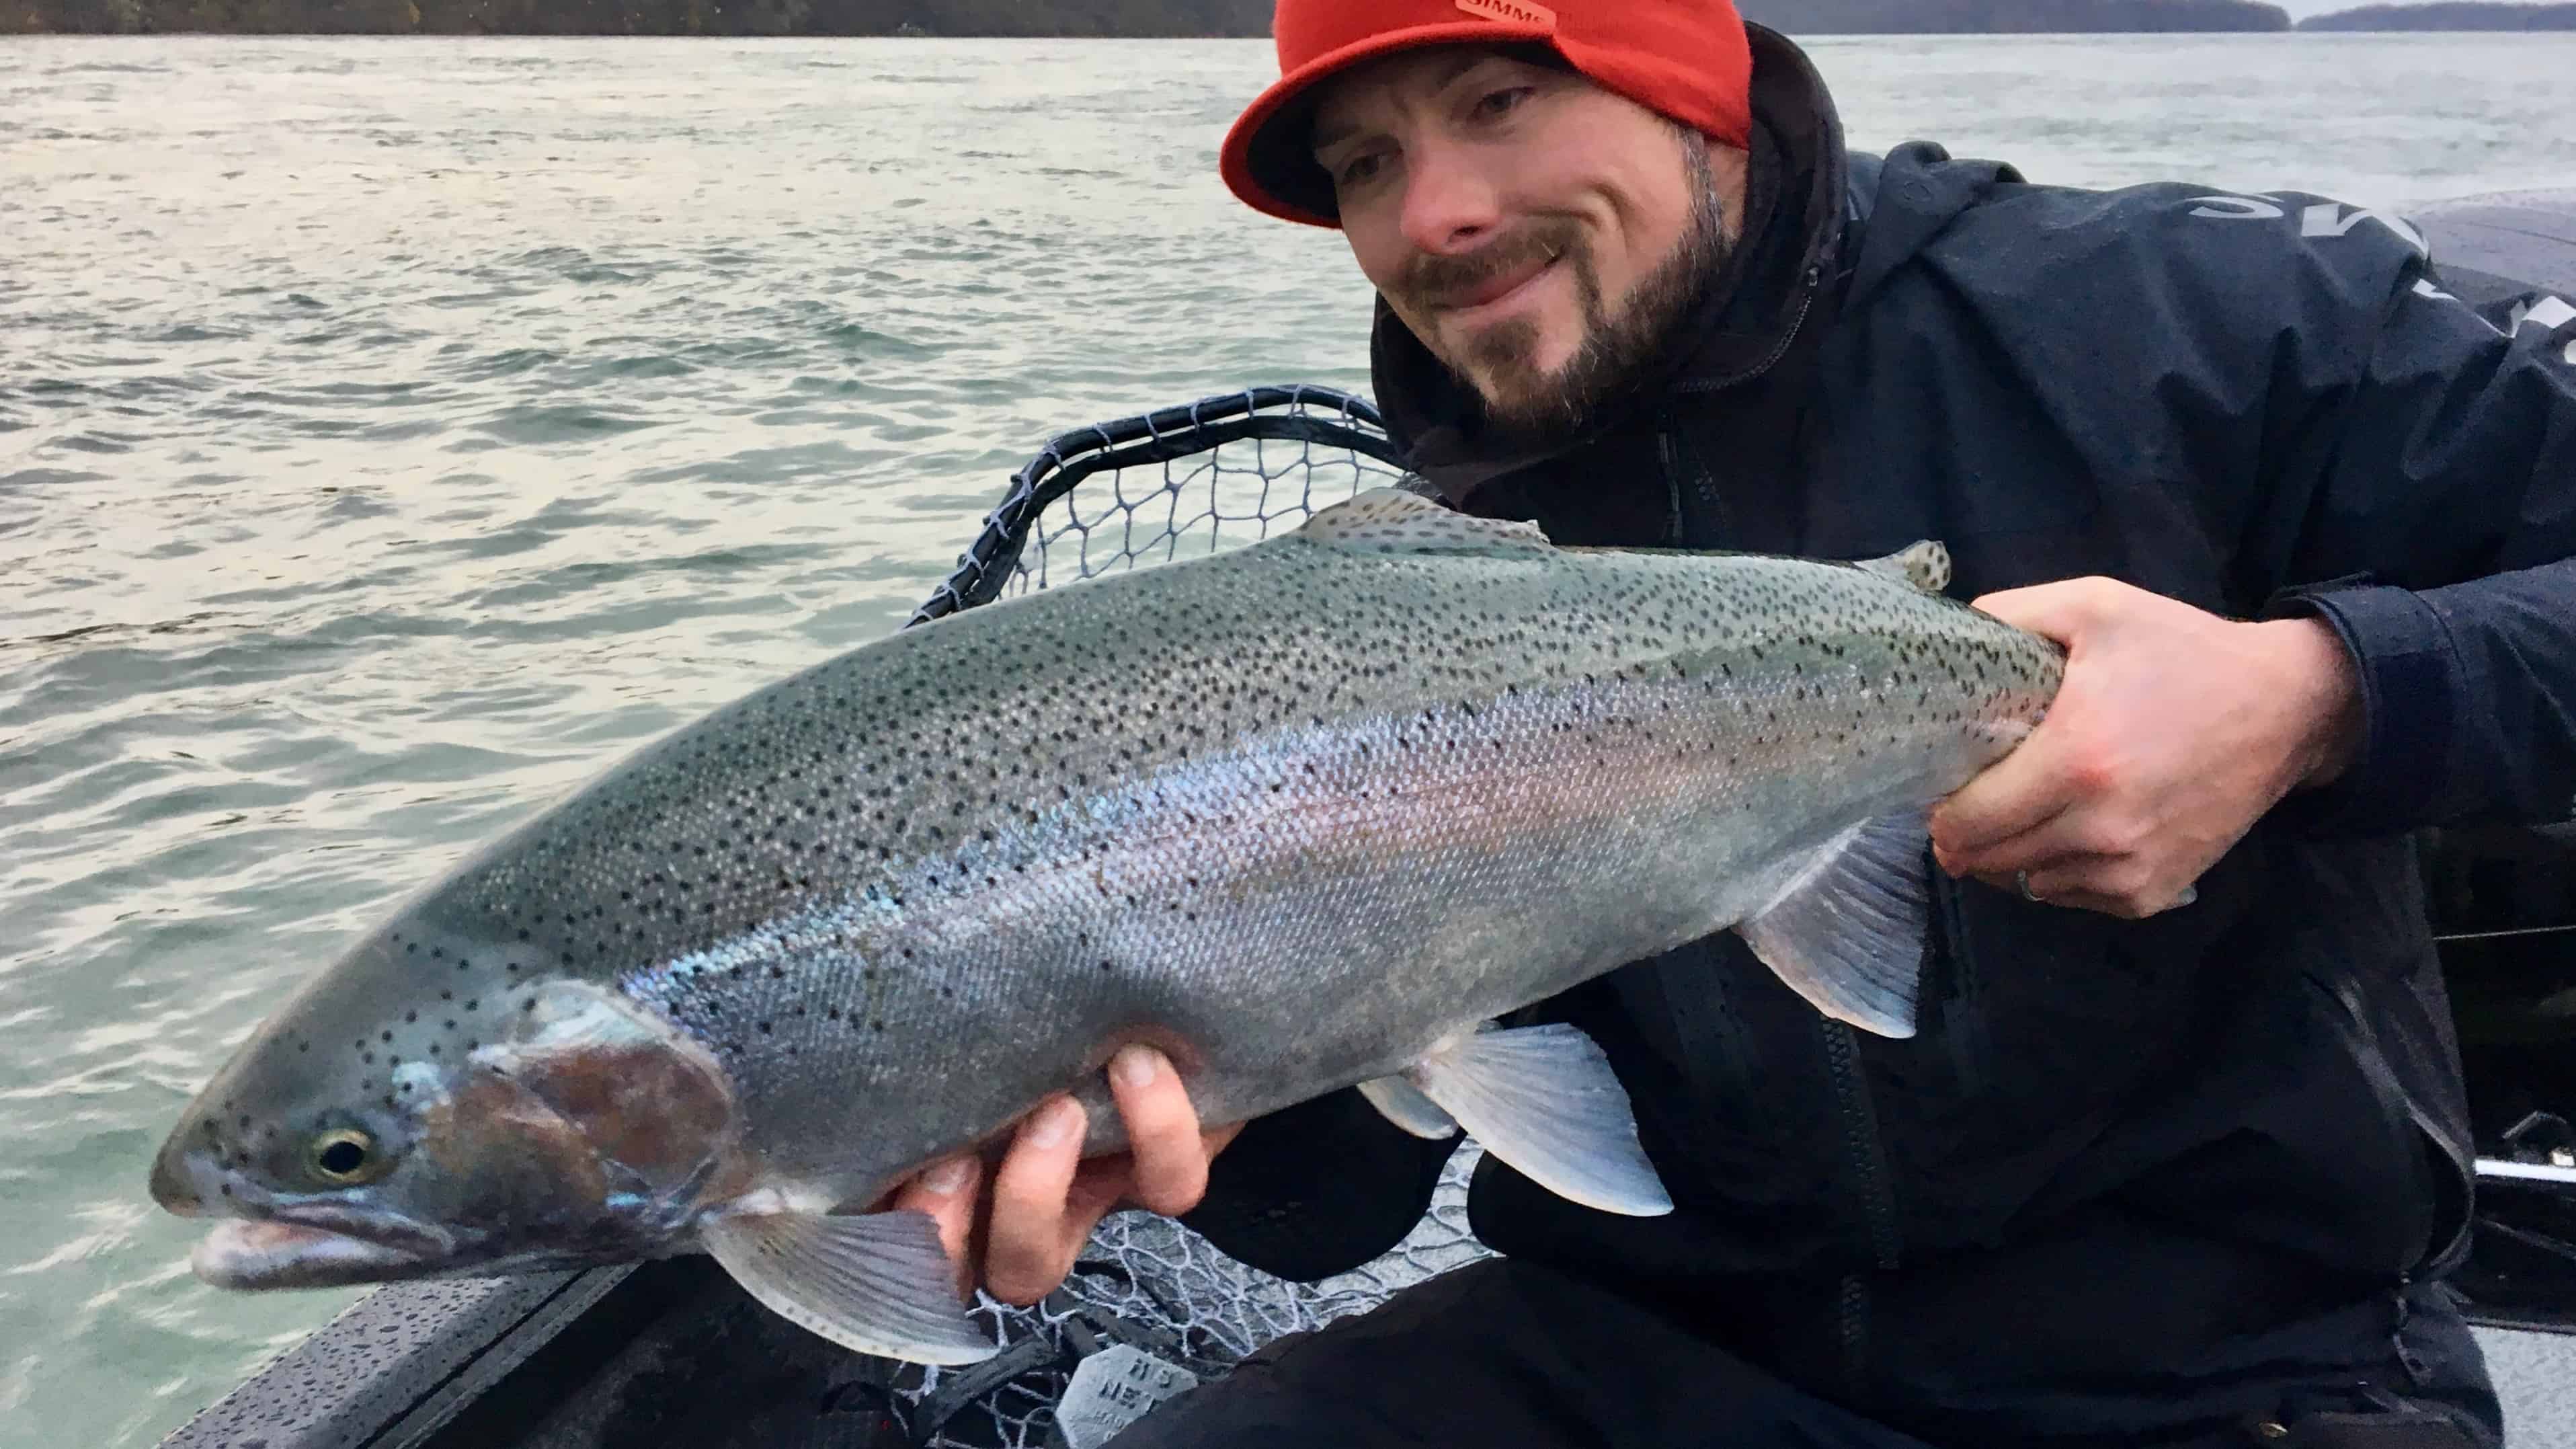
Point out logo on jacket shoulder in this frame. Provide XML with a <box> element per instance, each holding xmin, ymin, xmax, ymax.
<box><xmin>2185</xmin><ymin>194</ymin><xmax>2428</xmax><ymax>258</ymax></box>
<box><xmin>2188</xmin><ymin>194</ymin><xmax>2573</xmax><ymax>365</ymax></box>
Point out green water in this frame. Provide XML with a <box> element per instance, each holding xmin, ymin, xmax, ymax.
<box><xmin>4</xmin><ymin>30</ymin><xmax>2575</xmax><ymax>1446</ymax></box>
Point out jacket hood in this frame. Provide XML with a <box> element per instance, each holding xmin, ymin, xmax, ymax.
<box><xmin>1371</xmin><ymin>26</ymin><xmax>1855</xmax><ymax>504</ymax></box>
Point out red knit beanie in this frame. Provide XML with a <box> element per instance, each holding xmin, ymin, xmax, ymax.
<box><xmin>1221</xmin><ymin>0</ymin><xmax>1755</xmax><ymax>229</ymax></box>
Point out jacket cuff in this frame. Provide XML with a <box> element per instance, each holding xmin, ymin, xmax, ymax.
<box><xmin>2264</xmin><ymin>580</ymin><xmax>2463</xmax><ymax>834</ymax></box>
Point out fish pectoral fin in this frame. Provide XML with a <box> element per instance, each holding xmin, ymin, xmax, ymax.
<box><xmin>1736</xmin><ymin>810</ymin><xmax>1931</xmax><ymax>1040</ymax></box>
<box><xmin>1851</xmin><ymin>540</ymin><xmax>1951</xmax><ymax>594</ymax></box>
<box><xmin>1357</xmin><ymin>1074</ymin><xmax>1459</xmax><ymax>1139</ymax></box>
<box><xmin>1406</xmin><ymin>1024</ymin><xmax>1673</xmax><ymax>1217</ymax></box>
<box><xmin>1296</xmin><ymin>487</ymin><xmax>1556</xmax><ymax>557</ymax></box>
<box><xmin>701</xmin><ymin>1208</ymin><xmax>997</xmax><ymax>1366</ymax></box>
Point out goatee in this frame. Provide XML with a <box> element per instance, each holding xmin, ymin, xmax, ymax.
<box><xmin>1395</xmin><ymin>140</ymin><xmax>1733</xmax><ymax>448</ymax></box>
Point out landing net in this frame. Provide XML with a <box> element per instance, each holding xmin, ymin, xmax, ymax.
<box><xmin>912</xmin><ymin>384</ymin><xmax>1416</xmax><ymax>626</ymax></box>
<box><xmin>897</xmin><ymin>386</ymin><xmax>1488</xmax><ymax>1449</ymax></box>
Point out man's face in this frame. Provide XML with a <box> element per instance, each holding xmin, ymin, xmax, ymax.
<box><xmin>1309</xmin><ymin>47</ymin><xmax>1742</xmax><ymax>438</ymax></box>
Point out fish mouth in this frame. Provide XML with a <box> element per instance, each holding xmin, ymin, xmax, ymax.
<box><xmin>189</xmin><ymin>1208</ymin><xmax>459</xmax><ymax>1290</ymax></box>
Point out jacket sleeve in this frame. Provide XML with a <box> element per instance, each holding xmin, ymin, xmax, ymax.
<box><xmin>2253</xmin><ymin>229</ymin><xmax>2576</xmax><ymax>836</ymax></box>
<box><xmin>1178</xmin><ymin>1087</ymin><xmax>1460</xmax><ymax>1282</ymax></box>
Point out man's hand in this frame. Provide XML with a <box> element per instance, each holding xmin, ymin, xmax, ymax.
<box><xmin>887</xmin><ymin>1044</ymin><xmax>1244</xmax><ymax>1305</ymax></box>
<box><xmin>1929</xmin><ymin>577</ymin><xmax>2364</xmax><ymax>919</ymax></box>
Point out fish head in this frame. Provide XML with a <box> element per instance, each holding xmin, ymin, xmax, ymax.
<box><xmin>150</xmin><ymin>926</ymin><xmax>741</xmax><ymax>1290</ymax></box>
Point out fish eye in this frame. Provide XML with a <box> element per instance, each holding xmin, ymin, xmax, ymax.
<box><xmin>311</xmin><ymin>1128</ymin><xmax>387</xmax><ymax>1185</ymax></box>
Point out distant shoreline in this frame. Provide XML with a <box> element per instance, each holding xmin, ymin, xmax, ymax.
<box><xmin>7</xmin><ymin>0</ymin><xmax>2574</xmax><ymax>38</ymax></box>
<box><xmin>2300</xmin><ymin>2</ymin><xmax>2576</xmax><ymax>28</ymax></box>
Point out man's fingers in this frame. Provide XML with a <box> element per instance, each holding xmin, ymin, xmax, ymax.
<box><xmin>1976</xmin><ymin>857</ymin><xmax>2196</xmax><ymax>920</ymax></box>
<box><xmin>1972</xmin><ymin>855</ymin><xmax>2118</xmax><ymax>903</ymax></box>
<box><xmin>886</xmin><ymin>1154</ymin><xmax>983</xmax><ymax>1296</ymax></box>
<box><xmin>1106</xmin><ymin>1046</ymin><xmax>1211</xmax><ymax>1216</ymax></box>
<box><xmin>1932</xmin><ymin>735</ymin><xmax>2075</xmax><ymax>870</ymax></box>
<box><xmin>1935</xmin><ymin>579</ymin><xmax>2139</xmax><ymax>865</ymax></box>
<box><xmin>983</xmin><ymin>1095</ymin><xmax>1088</xmax><ymax>1305</ymax></box>
<box><xmin>1943</xmin><ymin>795</ymin><xmax>2150</xmax><ymax>881</ymax></box>
<box><xmin>1967</xmin><ymin>578</ymin><xmax>2115</xmax><ymax>642</ymax></box>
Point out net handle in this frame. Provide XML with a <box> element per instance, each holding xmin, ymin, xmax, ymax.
<box><xmin>909</xmin><ymin>384</ymin><xmax>1405</xmax><ymax>626</ymax></box>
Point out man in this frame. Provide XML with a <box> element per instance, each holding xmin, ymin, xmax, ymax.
<box><xmin>889</xmin><ymin>3</ymin><xmax>2576</xmax><ymax>1445</ymax></box>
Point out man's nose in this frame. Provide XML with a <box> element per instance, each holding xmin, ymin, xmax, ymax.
<box><xmin>1396</xmin><ymin>142</ymin><xmax>1502</xmax><ymax>257</ymax></box>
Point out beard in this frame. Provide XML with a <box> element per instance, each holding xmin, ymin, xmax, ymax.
<box><xmin>1393</xmin><ymin>139</ymin><xmax>1731</xmax><ymax>445</ymax></box>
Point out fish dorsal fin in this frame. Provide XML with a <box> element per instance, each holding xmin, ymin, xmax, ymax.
<box><xmin>1735</xmin><ymin>810</ymin><xmax>1932</xmax><ymax>1039</ymax></box>
<box><xmin>702</xmin><ymin>1209</ymin><xmax>998</xmax><ymax>1366</ymax></box>
<box><xmin>1853</xmin><ymin>540</ymin><xmax>1951</xmax><ymax>594</ymax></box>
<box><xmin>1297</xmin><ymin>488</ymin><xmax>1556</xmax><ymax>557</ymax></box>
<box><xmin>1404</xmin><ymin>1023</ymin><xmax>1673</xmax><ymax>1216</ymax></box>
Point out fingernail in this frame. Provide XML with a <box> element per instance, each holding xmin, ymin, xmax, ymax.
<box><xmin>1027</xmin><ymin>1098</ymin><xmax>1082</xmax><ymax>1150</ymax></box>
<box><xmin>1112</xmin><ymin>1044</ymin><xmax>1160</xmax><ymax>1090</ymax></box>
<box><xmin>921</xmin><ymin>1159</ymin><xmax>973</xmax><ymax>1195</ymax></box>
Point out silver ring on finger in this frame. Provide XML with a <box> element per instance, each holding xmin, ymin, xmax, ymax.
<box><xmin>2016</xmin><ymin>869</ymin><xmax>2043</xmax><ymax>904</ymax></box>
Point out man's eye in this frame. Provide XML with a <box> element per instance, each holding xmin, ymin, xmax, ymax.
<box><xmin>1335</xmin><ymin>152</ymin><xmax>1387</xmax><ymax>189</ymax></box>
<box><xmin>1473</xmin><ymin>87</ymin><xmax>1534</xmax><ymax>120</ymax></box>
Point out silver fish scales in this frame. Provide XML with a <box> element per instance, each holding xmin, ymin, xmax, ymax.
<box><xmin>150</xmin><ymin>489</ymin><xmax>2059</xmax><ymax>1364</ymax></box>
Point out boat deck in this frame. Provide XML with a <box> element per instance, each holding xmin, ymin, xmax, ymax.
<box><xmin>2480</xmin><ymin>1327</ymin><xmax>2575</xmax><ymax>1438</ymax></box>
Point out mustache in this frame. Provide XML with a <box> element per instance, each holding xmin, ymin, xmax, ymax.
<box><xmin>1394</xmin><ymin>222</ymin><xmax>1585</xmax><ymax>312</ymax></box>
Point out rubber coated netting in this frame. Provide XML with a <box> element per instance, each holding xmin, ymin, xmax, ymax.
<box><xmin>895</xmin><ymin>1149</ymin><xmax>1489</xmax><ymax>1449</ymax></box>
<box><xmin>893</xmin><ymin>387</ymin><xmax>1489</xmax><ymax>1449</ymax></box>
<box><xmin>911</xmin><ymin>385</ymin><xmax>1420</xmax><ymax>628</ymax></box>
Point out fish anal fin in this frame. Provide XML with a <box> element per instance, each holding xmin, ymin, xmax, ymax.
<box><xmin>1735</xmin><ymin>811</ymin><xmax>1931</xmax><ymax>1039</ymax></box>
<box><xmin>702</xmin><ymin>1209</ymin><xmax>996</xmax><ymax>1366</ymax></box>
<box><xmin>1406</xmin><ymin>1024</ymin><xmax>1672</xmax><ymax>1216</ymax></box>
<box><xmin>1357</xmin><ymin>1074</ymin><xmax>1459</xmax><ymax>1139</ymax></box>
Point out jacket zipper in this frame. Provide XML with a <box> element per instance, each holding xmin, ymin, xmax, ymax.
<box><xmin>1657</xmin><ymin>422</ymin><xmax>1737</xmax><ymax>547</ymax></box>
<box><xmin>2323</xmin><ymin>972</ymin><xmax>2477</xmax><ymax>1276</ymax></box>
<box><xmin>1675</xmin><ymin>264</ymin><xmax>1823</xmax><ymax>397</ymax></box>
<box><xmin>1657</xmin><ymin>428</ymin><xmax>1688</xmax><ymax>545</ymax></box>
<box><xmin>1822</xmin><ymin>1017</ymin><xmax>1902</xmax><ymax>1404</ymax></box>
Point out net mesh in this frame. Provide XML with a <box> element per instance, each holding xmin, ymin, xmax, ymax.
<box><xmin>911</xmin><ymin>385</ymin><xmax>1420</xmax><ymax>627</ymax></box>
<box><xmin>1000</xmin><ymin>430</ymin><xmax>1401</xmax><ymax>600</ymax></box>
<box><xmin>893</xmin><ymin>388</ymin><xmax>1488</xmax><ymax>1449</ymax></box>
<box><xmin>901</xmin><ymin>1150</ymin><xmax>1490</xmax><ymax>1449</ymax></box>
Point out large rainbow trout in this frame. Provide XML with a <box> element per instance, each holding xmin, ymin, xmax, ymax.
<box><xmin>149</xmin><ymin>490</ymin><xmax>2060</xmax><ymax>1363</ymax></box>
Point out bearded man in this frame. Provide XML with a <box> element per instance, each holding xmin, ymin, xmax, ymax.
<box><xmin>889</xmin><ymin>4</ymin><xmax>2576</xmax><ymax>1445</ymax></box>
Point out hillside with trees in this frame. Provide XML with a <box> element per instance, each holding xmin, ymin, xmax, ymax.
<box><xmin>0</xmin><ymin>0</ymin><xmax>2301</xmax><ymax>38</ymax></box>
<box><xmin>1740</xmin><ymin>0</ymin><xmax>2289</xmax><ymax>30</ymax></box>
<box><xmin>2300</xmin><ymin>2</ymin><xmax>2576</xmax><ymax>26</ymax></box>
<box><xmin>0</xmin><ymin>0</ymin><xmax>1273</xmax><ymax>32</ymax></box>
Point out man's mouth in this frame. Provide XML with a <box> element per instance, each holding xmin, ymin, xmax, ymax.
<box><xmin>1438</xmin><ymin>251</ymin><xmax>1562</xmax><ymax>317</ymax></box>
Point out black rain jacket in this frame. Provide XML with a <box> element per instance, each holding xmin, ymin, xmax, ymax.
<box><xmin>1182</xmin><ymin>26</ymin><xmax>2576</xmax><ymax>1447</ymax></box>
